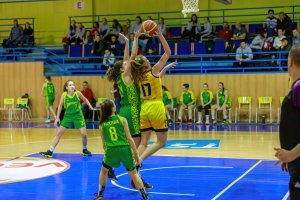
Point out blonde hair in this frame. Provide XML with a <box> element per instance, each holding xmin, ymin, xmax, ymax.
<box><xmin>130</xmin><ymin>55</ymin><xmax>150</xmax><ymax>85</ymax></box>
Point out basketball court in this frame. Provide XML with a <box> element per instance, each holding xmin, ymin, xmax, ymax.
<box><xmin>0</xmin><ymin>122</ymin><xmax>289</xmax><ymax>199</ymax></box>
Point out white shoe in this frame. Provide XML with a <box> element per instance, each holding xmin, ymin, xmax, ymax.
<box><xmin>205</xmin><ymin>120</ymin><xmax>210</xmax><ymax>125</ymax></box>
<box><xmin>196</xmin><ymin>120</ymin><xmax>201</xmax><ymax>125</ymax></box>
<box><xmin>45</xmin><ymin>119</ymin><xmax>51</xmax><ymax>123</ymax></box>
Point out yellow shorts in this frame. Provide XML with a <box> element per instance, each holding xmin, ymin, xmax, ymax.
<box><xmin>140</xmin><ymin>99</ymin><xmax>168</xmax><ymax>132</ymax></box>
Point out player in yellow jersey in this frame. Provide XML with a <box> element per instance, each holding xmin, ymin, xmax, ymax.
<box><xmin>130</xmin><ymin>28</ymin><xmax>175</xmax><ymax>166</ymax></box>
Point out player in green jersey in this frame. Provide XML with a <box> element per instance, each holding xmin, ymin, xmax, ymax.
<box><xmin>41</xmin><ymin>76</ymin><xmax>56</xmax><ymax>123</ymax></box>
<box><xmin>106</xmin><ymin>32</ymin><xmax>152</xmax><ymax>189</ymax></box>
<box><xmin>40</xmin><ymin>80</ymin><xmax>94</xmax><ymax>158</ymax></box>
<box><xmin>196</xmin><ymin>83</ymin><xmax>214</xmax><ymax>125</ymax></box>
<box><xmin>93</xmin><ymin>99</ymin><xmax>149</xmax><ymax>200</ymax></box>
<box><xmin>211</xmin><ymin>82</ymin><xmax>232</xmax><ymax>123</ymax></box>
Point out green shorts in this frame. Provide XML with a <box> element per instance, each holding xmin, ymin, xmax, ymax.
<box><xmin>103</xmin><ymin>146</ymin><xmax>136</xmax><ymax>171</ymax></box>
<box><xmin>46</xmin><ymin>96</ymin><xmax>55</xmax><ymax>107</ymax></box>
<box><xmin>119</xmin><ymin>105</ymin><xmax>140</xmax><ymax>137</ymax></box>
<box><xmin>61</xmin><ymin>112</ymin><xmax>86</xmax><ymax>129</ymax></box>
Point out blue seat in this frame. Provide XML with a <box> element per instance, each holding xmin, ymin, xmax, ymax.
<box><xmin>215</xmin><ymin>25</ymin><xmax>223</xmax><ymax>32</ymax></box>
<box><xmin>69</xmin><ymin>45</ymin><xmax>82</xmax><ymax>57</ymax></box>
<box><xmin>292</xmin><ymin>22</ymin><xmax>297</xmax><ymax>29</ymax></box>
<box><xmin>84</xmin><ymin>45</ymin><xmax>93</xmax><ymax>57</ymax></box>
<box><xmin>146</xmin><ymin>43</ymin><xmax>159</xmax><ymax>53</ymax></box>
<box><xmin>194</xmin><ymin>43</ymin><xmax>206</xmax><ymax>54</ymax></box>
<box><xmin>161</xmin><ymin>42</ymin><xmax>175</xmax><ymax>55</ymax></box>
<box><xmin>177</xmin><ymin>42</ymin><xmax>191</xmax><ymax>55</ymax></box>
<box><xmin>212</xmin><ymin>40</ymin><xmax>225</xmax><ymax>54</ymax></box>
<box><xmin>249</xmin><ymin>24</ymin><xmax>263</xmax><ymax>34</ymax></box>
<box><xmin>168</xmin><ymin>27</ymin><xmax>182</xmax><ymax>37</ymax></box>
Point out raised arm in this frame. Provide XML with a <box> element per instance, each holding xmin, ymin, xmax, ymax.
<box><xmin>119</xmin><ymin>33</ymin><xmax>129</xmax><ymax>61</ymax></box>
<box><xmin>152</xmin><ymin>28</ymin><xmax>171</xmax><ymax>77</ymax></box>
<box><xmin>159</xmin><ymin>62</ymin><xmax>177</xmax><ymax>78</ymax></box>
<box><xmin>129</xmin><ymin>30</ymin><xmax>142</xmax><ymax>61</ymax></box>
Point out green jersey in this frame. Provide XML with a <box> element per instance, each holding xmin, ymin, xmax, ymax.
<box><xmin>162</xmin><ymin>91</ymin><xmax>172</xmax><ymax>105</ymax></box>
<box><xmin>44</xmin><ymin>82</ymin><xmax>55</xmax><ymax>97</ymax></box>
<box><xmin>101</xmin><ymin>115</ymin><xmax>129</xmax><ymax>150</ymax></box>
<box><xmin>217</xmin><ymin>90</ymin><xmax>232</xmax><ymax>107</ymax></box>
<box><xmin>200</xmin><ymin>90</ymin><xmax>213</xmax><ymax>105</ymax></box>
<box><xmin>180</xmin><ymin>90</ymin><xmax>195</xmax><ymax>105</ymax></box>
<box><xmin>63</xmin><ymin>91</ymin><xmax>81</xmax><ymax>115</ymax></box>
<box><xmin>116</xmin><ymin>73</ymin><xmax>140</xmax><ymax>107</ymax></box>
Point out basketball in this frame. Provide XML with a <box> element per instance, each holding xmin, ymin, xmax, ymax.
<box><xmin>141</xmin><ymin>20</ymin><xmax>158</xmax><ymax>37</ymax></box>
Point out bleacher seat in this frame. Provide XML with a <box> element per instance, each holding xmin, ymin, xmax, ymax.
<box><xmin>177</xmin><ymin>42</ymin><xmax>191</xmax><ymax>55</ymax></box>
<box><xmin>69</xmin><ymin>45</ymin><xmax>83</xmax><ymax>57</ymax></box>
<box><xmin>214</xmin><ymin>25</ymin><xmax>223</xmax><ymax>32</ymax></box>
<box><xmin>194</xmin><ymin>43</ymin><xmax>206</xmax><ymax>54</ymax></box>
<box><xmin>168</xmin><ymin>27</ymin><xmax>182</xmax><ymax>37</ymax></box>
<box><xmin>249</xmin><ymin>24</ymin><xmax>263</xmax><ymax>34</ymax></box>
<box><xmin>160</xmin><ymin>42</ymin><xmax>175</xmax><ymax>55</ymax></box>
<box><xmin>83</xmin><ymin>45</ymin><xmax>93</xmax><ymax>57</ymax></box>
<box><xmin>212</xmin><ymin>40</ymin><xmax>225</xmax><ymax>54</ymax></box>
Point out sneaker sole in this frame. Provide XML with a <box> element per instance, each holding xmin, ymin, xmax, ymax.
<box><xmin>82</xmin><ymin>153</ymin><xmax>92</xmax><ymax>156</ymax></box>
<box><xmin>40</xmin><ymin>153</ymin><xmax>52</xmax><ymax>158</ymax></box>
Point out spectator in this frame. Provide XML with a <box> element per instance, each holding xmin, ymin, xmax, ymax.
<box><xmin>75</xmin><ymin>22</ymin><xmax>85</xmax><ymax>45</ymax></box>
<box><xmin>292</xmin><ymin>29</ymin><xmax>300</xmax><ymax>45</ymax></box>
<box><xmin>146</xmin><ymin>46</ymin><xmax>157</xmax><ymax>62</ymax></box>
<box><xmin>66</xmin><ymin>20</ymin><xmax>77</xmax><ymax>46</ymax></box>
<box><xmin>83</xmin><ymin>30</ymin><xmax>93</xmax><ymax>45</ymax></box>
<box><xmin>110</xmin><ymin>19</ymin><xmax>122</xmax><ymax>36</ymax></box>
<box><xmin>273</xmin><ymin>28</ymin><xmax>286</xmax><ymax>50</ymax></box>
<box><xmin>277</xmin><ymin>12</ymin><xmax>293</xmax><ymax>39</ymax></box>
<box><xmin>124</xmin><ymin>19</ymin><xmax>134</xmax><ymax>37</ymax></box>
<box><xmin>176</xmin><ymin>83</ymin><xmax>196</xmax><ymax>124</ymax></box>
<box><xmin>106</xmin><ymin>35</ymin><xmax>122</xmax><ymax>56</ymax></box>
<box><xmin>231</xmin><ymin>22</ymin><xmax>247</xmax><ymax>40</ymax></box>
<box><xmin>235</xmin><ymin>40</ymin><xmax>253</xmax><ymax>67</ymax></box>
<box><xmin>200</xmin><ymin>17</ymin><xmax>212</xmax><ymax>41</ymax></box>
<box><xmin>278</xmin><ymin>38</ymin><xmax>291</xmax><ymax>67</ymax></box>
<box><xmin>185</xmin><ymin>14</ymin><xmax>201</xmax><ymax>42</ymax></box>
<box><xmin>80</xmin><ymin>81</ymin><xmax>96</xmax><ymax>120</ymax></box>
<box><xmin>91</xmin><ymin>35</ymin><xmax>105</xmax><ymax>66</ymax></box>
<box><xmin>118</xmin><ymin>31</ymin><xmax>126</xmax><ymax>46</ymax></box>
<box><xmin>102</xmin><ymin>49</ymin><xmax>115</xmax><ymax>68</ymax></box>
<box><xmin>21</xmin><ymin>22</ymin><xmax>34</xmax><ymax>47</ymax></box>
<box><xmin>4</xmin><ymin>19</ymin><xmax>23</xmax><ymax>48</ymax></box>
<box><xmin>217</xmin><ymin>21</ymin><xmax>233</xmax><ymax>42</ymax></box>
<box><xmin>266</xmin><ymin>9</ymin><xmax>277</xmax><ymax>37</ymax></box>
<box><xmin>132</xmin><ymin>16</ymin><xmax>142</xmax><ymax>33</ymax></box>
<box><xmin>129</xmin><ymin>33</ymin><xmax>145</xmax><ymax>54</ymax></box>
<box><xmin>158</xmin><ymin>17</ymin><xmax>166</xmax><ymax>36</ymax></box>
<box><xmin>91</xmin><ymin>22</ymin><xmax>99</xmax><ymax>37</ymax></box>
<box><xmin>99</xmin><ymin>18</ymin><xmax>110</xmax><ymax>41</ymax></box>
<box><xmin>250</xmin><ymin>30</ymin><xmax>273</xmax><ymax>52</ymax></box>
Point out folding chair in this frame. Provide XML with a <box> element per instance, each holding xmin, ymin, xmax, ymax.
<box><xmin>277</xmin><ymin>96</ymin><xmax>285</xmax><ymax>123</ymax></box>
<box><xmin>256</xmin><ymin>97</ymin><xmax>273</xmax><ymax>123</ymax></box>
<box><xmin>235</xmin><ymin>97</ymin><xmax>252</xmax><ymax>123</ymax></box>
<box><xmin>92</xmin><ymin>98</ymin><xmax>107</xmax><ymax>122</ymax></box>
<box><xmin>11</xmin><ymin>98</ymin><xmax>31</xmax><ymax>121</ymax></box>
<box><xmin>0</xmin><ymin>98</ymin><xmax>15</xmax><ymax>121</ymax></box>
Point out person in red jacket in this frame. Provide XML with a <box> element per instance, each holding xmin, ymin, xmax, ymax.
<box><xmin>80</xmin><ymin>81</ymin><xmax>95</xmax><ymax>120</ymax></box>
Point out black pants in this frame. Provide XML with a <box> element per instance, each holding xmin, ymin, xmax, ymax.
<box><xmin>198</xmin><ymin>105</ymin><xmax>211</xmax><ymax>115</ymax></box>
<box><xmin>288</xmin><ymin>162</ymin><xmax>300</xmax><ymax>200</ymax></box>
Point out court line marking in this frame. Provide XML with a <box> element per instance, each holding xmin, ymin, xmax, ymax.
<box><xmin>211</xmin><ymin>159</ymin><xmax>263</xmax><ymax>200</ymax></box>
<box><xmin>111</xmin><ymin>165</ymin><xmax>234</xmax><ymax>197</ymax></box>
<box><xmin>282</xmin><ymin>191</ymin><xmax>289</xmax><ymax>200</ymax></box>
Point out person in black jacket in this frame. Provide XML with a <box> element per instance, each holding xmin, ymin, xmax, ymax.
<box><xmin>276</xmin><ymin>12</ymin><xmax>293</xmax><ymax>39</ymax></box>
<box><xmin>275</xmin><ymin>44</ymin><xmax>300</xmax><ymax>200</ymax></box>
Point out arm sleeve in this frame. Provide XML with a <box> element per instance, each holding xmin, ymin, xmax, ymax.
<box><xmin>190</xmin><ymin>91</ymin><xmax>195</xmax><ymax>101</ymax></box>
<box><xmin>167</xmin><ymin>92</ymin><xmax>172</xmax><ymax>99</ymax></box>
<box><xmin>293</xmin><ymin>80</ymin><xmax>300</xmax><ymax>108</ymax></box>
<box><xmin>180</xmin><ymin>93</ymin><xmax>183</xmax><ymax>102</ymax></box>
<box><xmin>209</xmin><ymin>91</ymin><xmax>213</xmax><ymax>100</ymax></box>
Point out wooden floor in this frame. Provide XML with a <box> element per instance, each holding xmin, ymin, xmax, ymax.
<box><xmin>0</xmin><ymin>122</ymin><xmax>280</xmax><ymax>160</ymax></box>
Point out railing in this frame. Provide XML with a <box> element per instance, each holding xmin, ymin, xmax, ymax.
<box><xmin>69</xmin><ymin>5</ymin><xmax>300</xmax><ymax>28</ymax></box>
<box><xmin>1</xmin><ymin>46</ymin><xmax>288</xmax><ymax>76</ymax></box>
<box><xmin>0</xmin><ymin>17</ymin><xmax>35</xmax><ymax>40</ymax></box>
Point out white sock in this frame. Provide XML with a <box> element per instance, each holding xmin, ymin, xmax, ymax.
<box><xmin>167</xmin><ymin>114</ymin><xmax>170</xmax><ymax>119</ymax></box>
<box><xmin>83</xmin><ymin>146</ymin><xmax>87</xmax><ymax>150</ymax></box>
<box><xmin>223</xmin><ymin>116</ymin><xmax>227</xmax><ymax>120</ymax></box>
<box><xmin>189</xmin><ymin>116</ymin><xmax>192</xmax><ymax>120</ymax></box>
<box><xmin>206</xmin><ymin>115</ymin><xmax>209</xmax><ymax>121</ymax></box>
<box><xmin>49</xmin><ymin>146</ymin><xmax>55</xmax><ymax>152</ymax></box>
<box><xmin>178</xmin><ymin>117</ymin><xmax>182</xmax><ymax>120</ymax></box>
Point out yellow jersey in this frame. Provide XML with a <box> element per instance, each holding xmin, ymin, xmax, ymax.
<box><xmin>140</xmin><ymin>71</ymin><xmax>162</xmax><ymax>100</ymax></box>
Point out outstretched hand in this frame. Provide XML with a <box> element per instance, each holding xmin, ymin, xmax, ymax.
<box><xmin>153</xmin><ymin>28</ymin><xmax>163</xmax><ymax>37</ymax></box>
<box><xmin>134</xmin><ymin>29</ymin><xmax>142</xmax><ymax>38</ymax></box>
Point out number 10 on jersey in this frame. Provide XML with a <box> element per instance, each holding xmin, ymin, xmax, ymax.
<box><xmin>142</xmin><ymin>83</ymin><xmax>151</xmax><ymax>97</ymax></box>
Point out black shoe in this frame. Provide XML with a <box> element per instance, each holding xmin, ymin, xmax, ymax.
<box><xmin>82</xmin><ymin>149</ymin><xmax>92</xmax><ymax>156</ymax></box>
<box><xmin>108</xmin><ymin>169</ymin><xmax>118</xmax><ymax>182</ymax></box>
<box><xmin>93</xmin><ymin>193</ymin><xmax>104</xmax><ymax>200</ymax></box>
<box><xmin>141</xmin><ymin>177</ymin><xmax>153</xmax><ymax>190</ymax></box>
<box><xmin>40</xmin><ymin>150</ymin><xmax>53</xmax><ymax>158</ymax></box>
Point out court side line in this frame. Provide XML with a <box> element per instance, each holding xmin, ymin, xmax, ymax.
<box><xmin>282</xmin><ymin>191</ymin><xmax>289</xmax><ymax>200</ymax></box>
<box><xmin>211</xmin><ymin>160</ymin><xmax>263</xmax><ymax>200</ymax></box>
